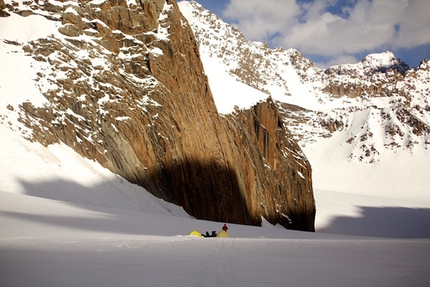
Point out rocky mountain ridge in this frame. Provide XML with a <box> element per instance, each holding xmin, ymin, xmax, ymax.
<box><xmin>0</xmin><ymin>0</ymin><xmax>315</xmax><ymax>231</ymax></box>
<box><xmin>179</xmin><ymin>1</ymin><xmax>430</xmax><ymax>163</ymax></box>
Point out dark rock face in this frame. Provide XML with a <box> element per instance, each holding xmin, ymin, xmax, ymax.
<box><xmin>4</xmin><ymin>0</ymin><xmax>315</xmax><ymax>231</ymax></box>
<box><xmin>223</xmin><ymin>99</ymin><xmax>315</xmax><ymax>231</ymax></box>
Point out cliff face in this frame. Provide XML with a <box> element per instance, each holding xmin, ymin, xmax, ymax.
<box><xmin>1</xmin><ymin>0</ymin><xmax>315</xmax><ymax>231</ymax></box>
<box><xmin>223</xmin><ymin>99</ymin><xmax>314</xmax><ymax>231</ymax></box>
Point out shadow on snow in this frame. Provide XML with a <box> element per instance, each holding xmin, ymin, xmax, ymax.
<box><xmin>319</xmin><ymin>206</ymin><xmax>430</xmax><ymax>239</ymax></box>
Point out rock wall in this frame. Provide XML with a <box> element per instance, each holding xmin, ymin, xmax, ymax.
<box><xmin>3</xmin><ymin>0</ymin><xmax>315</xmax><ymax>231</ymax></box>
<box><xmin>223</xmin><ymin>99</ymin><xmax>315</xmax><ymax>230</ymax></box>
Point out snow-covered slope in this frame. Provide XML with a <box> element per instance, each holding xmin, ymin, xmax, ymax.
<box><xmin>179</xmin><ymin>1</ymin><xmax>430</xmax><ymax>161</ymax></box>
<box><xmin>0</xmin><ymin>0</ymin><xmax>189</xmax><ymax>217</ymax></box>
<box><xmin>0</xmin><ymin>124</ymin><xmax>189</xmax><ymax>217</ymax></box>
<box><xmin>179</xmin><ymin>0</ymin><xmax>323</xmax><ymax>112</ymax></box>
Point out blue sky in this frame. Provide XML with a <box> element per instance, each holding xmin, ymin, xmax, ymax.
<box><xmin>190</xmin><ymin>0</ymin><xmax>430</xmax><ymax>68</ymax></box>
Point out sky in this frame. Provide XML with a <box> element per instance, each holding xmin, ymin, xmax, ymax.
<box><xmin>192</xmin><ymin>0</ymin><xmax>430</xmax><ymax>68</ymax></box>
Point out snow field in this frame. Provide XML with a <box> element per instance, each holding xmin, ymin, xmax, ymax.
<box><xmin>1</xmin><ymin>190</ymin><xmax>430</xmax><ymax>287</ymax></box>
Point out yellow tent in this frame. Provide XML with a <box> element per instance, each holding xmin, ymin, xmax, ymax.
<box><xmin>189</xmin><ymin>230</ymin><xmax>203</xmax><ymax>238</ymax></box>
<box><xmin>216</xmin><ymin>230</ymin><xmax>229</xmax><ymax>238</ymax></box>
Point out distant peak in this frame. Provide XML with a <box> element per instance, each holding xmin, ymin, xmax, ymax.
<box><xmin>361</xmin><ymin>51</ymin><xmax>398</xmax><ymax>67</ymax></box>
<box><xmin>419</xmin><ymin>59</ymin><xmax>429</xmax><ymax>70</ymax></box>
<box><xmin>360</xmin><ymin>51</ymin><xmax>409</xmax><ymax>73</ymax></box>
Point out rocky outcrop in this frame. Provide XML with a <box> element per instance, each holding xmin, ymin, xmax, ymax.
<box><xmin>2</xmin><ymin>0</ymin><xmax>315</xmax><ymax>231</ymax></box>
<box><xmin>0</xmin><ymin>0</ymin><xmax>10</xmax><ymax>17</ymax></box>
<box><xmin>321</xmin><ymin>52</ymin><xmax>412</xmax><ymax>98</ymax></box>
<box><xmin>223</xmin><ymin>99</ymin><xmax>315</xmax><ymax>230</ymax></box>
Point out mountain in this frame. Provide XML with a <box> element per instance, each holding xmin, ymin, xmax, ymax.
<box><xmin>0</xmin><ymin>0</ymin><xmax>315</xmax><ymax>231</ymax></box>
<box><xmin>1</xmin><ymin>2</ymin><xmax>430</xmax><ymax>285</ymax></box>
<box><xmin>179</xmin><ymin>1</ymin><xmax>430</xmax><ymax>164</ymax></box>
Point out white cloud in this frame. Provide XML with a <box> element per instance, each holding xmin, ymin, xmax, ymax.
<box><xmin>314</xmin><ymin>54</ymin><xmax>359</xmax><ymax>69</ymax></box>
<box><xmin>222</xmin><ymin>0</ymin><xmax>300</xmax><ymax>40</ymax></box>
<box><xmin>223</xmin><ymin>0</ymin><xmax>430</xmax><ymax>59</ymax></box>
<box><xmin>389</xmin><ymin>0</ymin><xmax>430</xmax><ymax>48</ymax></box>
